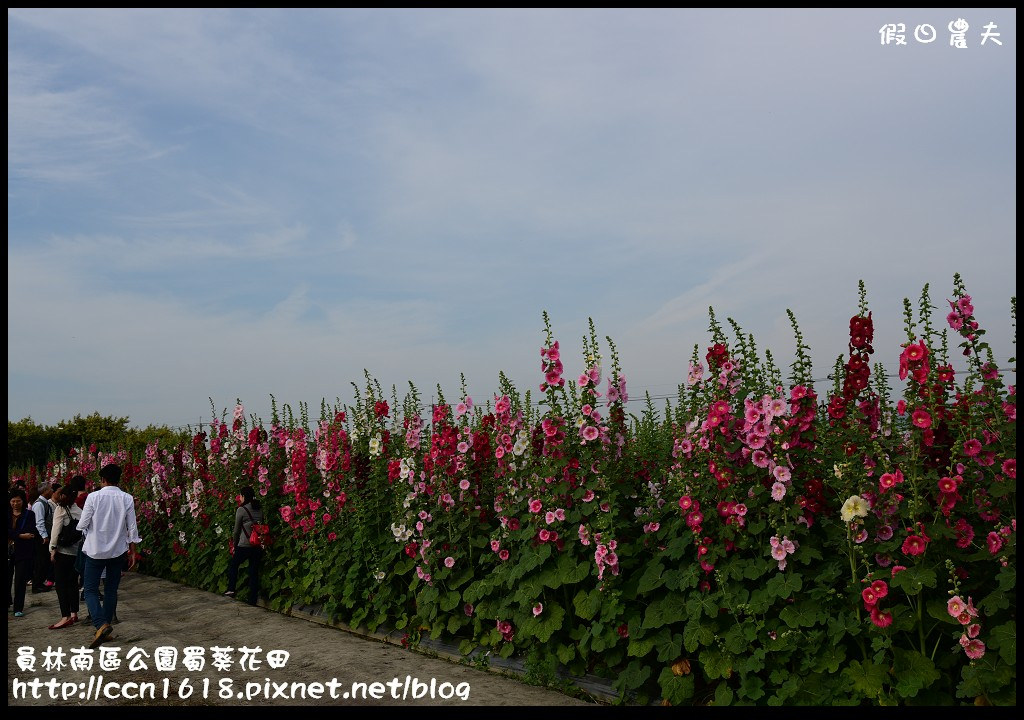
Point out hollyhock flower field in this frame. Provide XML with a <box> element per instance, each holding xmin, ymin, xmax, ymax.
<box><xmin>17</xmin><ymin>275</ymin><xmax>1015</xmax><ymax>705</ymax></box>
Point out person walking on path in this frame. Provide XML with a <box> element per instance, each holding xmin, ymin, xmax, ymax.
<box><xmin>8</xmin><ymin>488</ymin><xmax>38</xmax><ymax>617</ymax></box>
<box><xmin>47</xmin><ymin>485</ymin><xmax>83</xmax><ymax>629</ymax></box>
<box><xmin>30</xmin><ymin>483</ymin><xmax>56</xmax><ymax>593</ymax></box>
<box><xmin>225</xmin><ymin>485</ymin><xmax>264</xmax><ymax>606</ymax></box>
<box><xmin>77</xmin><ymin>464</ymin><xmax>141</xmax><ymax>648</ymax></box>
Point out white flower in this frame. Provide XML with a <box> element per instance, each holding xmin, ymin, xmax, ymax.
<box><xmin>215</xmin><ymin>525</ymin><xmax>223</xmax><ymax>535</ymax></box>
<box><xmin>840</xmin><ymin>495</ymin><xmax>869</xmax><ymax>523</ymax></box>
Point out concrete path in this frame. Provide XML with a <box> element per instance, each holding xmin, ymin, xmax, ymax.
<box><xmin>8</xmin><ymin>572</ymin><xmax>595</xmax><ymax>707</ymax></box>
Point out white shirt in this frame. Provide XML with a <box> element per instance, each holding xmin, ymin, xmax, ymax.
<box><xmin>49</xmin><ymin>503</ymin><xmax>83</xmax><ymax>556</ymax></box>
<box><xmin>32</xmin><ymin>497</ymin><xmax>53</xmax><ymax>539</ymax></box>
<box><xmin>78</xmin><ymin>485</ymin><xmax>142</xmax><ymax>560</ymax></box>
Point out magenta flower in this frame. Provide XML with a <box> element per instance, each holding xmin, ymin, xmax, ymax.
<box><xmin>528</xmin><ymin>499</ymin><xmax>543</xmax><ymax>514</ymax></box>
<box><xmin>901</xmin><ymin>534</ymin><xmax>927</xmax><ymax>556</ymax></box>
<box><xmin>960</xmin><ymin>636</ymin><xmax>985</xmax><ymax>659</ymax></box>
<box><xmin>963</xmin><ymin>438</ymin><xmax>982</xmax><ymax>457</ymax></box>
<box><xmin>987</xmin><ymin>532</ymin><xmax>1003</xmax><ymax>554</ymax></box>
<box><xmin>911</xmin><ymin>409</ymin><xmax>932</xmax><ymax>429</ymax></box>
<box><xmin>498</xmin><ymin>549</ymin><xmax>510</xmax><ymax>561</ymax></box>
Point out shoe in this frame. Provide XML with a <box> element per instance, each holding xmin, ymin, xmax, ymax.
<box><xmin>223</xmin><ymin>591</ymin><xmax>236</xmax><ymax>597</ymax></box>
<box><xmin>49</xmin><ymin>619</ymin><xmax>73</xmax><ymax>630</ymax></box>
<box><xmin>14</xmin><ymin>611</ymin><xmax>25</xmax><ymax>617</ymax></box>
<box><xmin>89</xmin><ymin>624</ymin><xmax>113</xmax><ymax>649</ymax></box>
<box><xmin>70</xmin><ymin>614</ymin><xmax>79</xmax><ymax>624</ymax></box>
<box><xmin>44</xmin><ymin>580</ymin><xmax>55</xmax><ymax>587</ymax></box>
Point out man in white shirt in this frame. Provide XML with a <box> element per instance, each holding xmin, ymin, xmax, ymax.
<box><xmin>77</xmin><ymin>464</ymin><xmax>142</xmax><ymax>648</ymax></box>
<box><xmin>30</xmin><ymin>483</ymin><xmax>56</xmax><ymax>593</ymax></box>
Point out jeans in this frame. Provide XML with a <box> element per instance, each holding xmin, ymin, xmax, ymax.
<box><xmin>227</xmin><ymin>546</ymin><xmax>262</xmax><ymax>605</ymax></box>
<box><xmin>83</xmin><ymin>553</ymin><xmax>126</xmax><ymax>629</ymax></box>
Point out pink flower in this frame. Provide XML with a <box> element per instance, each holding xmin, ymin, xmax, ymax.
<box><xmin>963</xmin><ymin>438</ymin><xmax>982</xmax><ymax>457</ymax></box>
<box><xmin>751</xmin><ymin>450</ymin><xmax>770</xmax><ymax>468</ymax></box>
<box><xmin>444</xmin><ymin>556</ymin><xmax>455</xmax><ymax>568</ymax></box>
<box><xmin>459</xmin><ymin>479</ymin><xmax>471</xmax><ymax>491</ymax></box>
<box><xmin>947</xmin><ymin>596</ymin><xmax>966</xmax><ymax>617</ymax></box>
<box><xmin>862</xmin><ymin>587</ymin><xmax>879</xmax><ymax>606</ymax></box>
<box><xmin>538</xmin><ymin>529</ymin><xmax>551</xmax><ymax>542</ymax></box>
<box><xmin>490</xmin><ymin>539</ymin><xmax>501</xmax><ymax>552</ymax></box>
<box><xmin>876</xmin><ymin>524</ymin><xmax>894</xmax><ymax>541</ymax></box>
<box><xmin>879</xmin><ymin>473</ymin><xmax>897</xmax><ymax>492</ymax></box>
<box><xmin>498</xmin><ymin>549</ymin><xmax>510</xmax><ymax>561</ymax></box>
<box><xmin>581</xmin><ymin>425</ymin><xmax>599</xmax><ymax>442</ymax></box>
<box><xmin>871</xmin><ymin>580</ymin><xmax>889</xmax><ymax>598</ymax></box>
<box><xmin>773</xmin><ymin>466</ymin><xmax>791</xmax><ymax>483</ymax></box>
<box><xmin>529</xmin><ymin>499</ymin><xmax>543</xmax><ymax>514</ymax></box>
<box><xmin>870</xmin><ymin>607</ymin><xmax>893</xmax><ymax>628</ymax></box>
<box><xmin>901</xmin><ymin>534</ymin><xmax>927</xmax><ymax>556</ymax></box>
<box><xmin>987</xmin><ymin>531</ymin><xmax>1003</xmax><ymax>554</ymax></box>
<box><xmin>464</xmin><ymin>603</ymin><xmax>474</xmax><ymax>616</ymax></box>
<box><xmin>554</xmin><ymin>508</ymin><xmax>565</xmax><ymax>521</ymax></box>
<box><xmin>967</xmin><ymin>623</ymin><xmax>981</xmax><ymax>639</ymax></box>
<box><xmin>545</xmin><ymin>511</ymin><xmax>556</xmax><ymax>524</ymax></box>
<box><xmin>911</xmin><ymin>409</ymin><xmax>932</xmax><ymax>429</ymax></box>
<box><xmin>582</xmin><ymin>490</ymin><xmax>595</xmax><ymax>503</ymax></box>
<box><xmin>960</xmin><ymin>637</ymin><xmax>986</xmax><ymax>659</ymax></box>
<box><xmin>771</xmin><ymin>482</ymin><xmax>787</xmax><ymax>501</ymax></box>
<box><xmin>1002</xmin><ymin>458</ymin><xmax>1016</xmax><ymax>478</ymax></box>
<box><xmin>327</xmin><ymin>531</ymin><xmax>337</xmax><ymax>542</ymax></box>
<box><xmin>678</xmin><ymin>495</ymin><xmax>694</xmax><ymax>511</ymax></box>
<box><xmin>896</xmin><ymin>399</ymin><xmax>907</xmax><ymax>416</ymax></box>
<box><xmin>533</xmin><ymin>603</ymin><xmax>543</xmax><ymax>617</ymax></box>
<box><xmin>891</xmin><ymin>565</ymin><xmax>907</xmax><ymax>577</ymax></box>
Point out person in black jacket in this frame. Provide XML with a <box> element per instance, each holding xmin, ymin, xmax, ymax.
<box><xmin>8</xmin><ymin>488</ymin><xmax>38</xmax><ymax>617</ymax></box>
<box><xmin>224</xmin><ymin>486</ymin><xmax>264</xmax><ymax>606</ymax></box>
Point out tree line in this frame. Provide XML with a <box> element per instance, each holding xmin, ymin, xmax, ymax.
<box><xmin>8</xmin><ymin>412</ymin><xmax>192</xmax><ymax>472</ymax></box>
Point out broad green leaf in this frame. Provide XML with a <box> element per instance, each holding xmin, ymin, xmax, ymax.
<box><xmin>643</xmin><ymin>593</ymin><xmax>688</xmax><ymax>630</ymax></box>
<box><xmin>713</xmin><ymin>683</ymin><xmax>734</xmax><ymax>706</ymax></box>
<box><xmin>637</xmin><ymin>561</ymin><xmax>666</xmax><ymax>594</ymax></box>
<box><xmin>988</xmin><ymin>621</ymin><xmax>1016</xmax><ymax>665</ymax></box>
<box><xmin>890</xmin><ymin>565</ymin><xmax>937</xmax><ymax>594</ymax></box>
<box><xmin>739</xmin><ymin>674</ymin><xmax>765</xmax><ymax>701</ymax></box>
<box><xmin>617</xmin><ymin>660</ymin><xmax>651</xmax><ymax>691</ymax></box>
<box><xmin>556</xmin><ymin>642</ymin><xmax>575</xmax><ymax>665</ymax></box>
<box><xmin>892</xmin><ymin>648</ymin><xmax>940</xmax><ymax>698</ymax></box>
<box><xmin>682</xmin><ymin>619</ymin><xmax>715</xmax><ymax>653</ymax></box>
<box><xmin>657</xmin><ymin>668</ymin><xmax>695</xmax><ymax>705</ymax></box>
<box><xmin>700</xmin><ymin>648</ymin><xmax>733</xmax><ymax>680</ymax></box>
<box><xmin>842</xmin><ymin>659</ymin><xmax>888</xmax><ymax>698</ymax></box>
<box><xmin>627</xmin><ymin>635</ymin><xmax>656</xmax><ymax>657</ymax></box>
<box><xmin>654</xmin><ymin>631</ymin><xmax>683</xmax><ymax>662</ymax></box>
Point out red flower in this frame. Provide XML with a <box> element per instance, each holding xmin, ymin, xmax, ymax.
<box><xmin>901</xmin><ymin>534</ymin><xmax>928</xmax><ymax>556</ymax></box>
<box><xmin>911</xmin><ymin>409</ymin><xmax>932</xmax><ymax>429</ymax></box>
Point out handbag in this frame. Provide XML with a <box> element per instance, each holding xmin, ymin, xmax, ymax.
<box><xmin>57</xmin><ymin>516</ymin><xmax>83</xmax><ymax>547</ymax></box>
<box><xmin>243</xmin><ymin>506</ymin><xmax>271</xmax><ymax>549</ymax></box>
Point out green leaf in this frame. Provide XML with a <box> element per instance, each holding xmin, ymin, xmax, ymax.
<box><xmin>723</xmin><ymin>625</ymin><xmax>748</xmax><ymax>654</ymax></box>
<box><xmin>573</xmin><ymin>588</ymin><xmax>602</xmax><ymax>620</ymax></box>
<box><xmin>627</xmin><ymin>635</ymin><xmax>656</xmax><ymax>658</ymax></box>
<box><xmin>765</xmin><ymin>572</ymin><xmax>803</xmax><ymax>600</ymax></box>
<box><xmin>439</xmin><ymin>589</ymin><xmax>461</xmax><ymax>612</ymax></box>
<box><xmin>643</xmin><ymin>593</ymin><xmax>688</xmax><ymax>630</ymax></box>
<box><xmin>637</xmin><ymin>561</ymin><xmax>666</xmax><ymax>594</ymax></box>
<box><xmin>556</xmin><ymin>643</ymin><xmax>575</xmax><ymax>665</ymax></box>
<box><xmin>890</xmin><ymin>565</ymin><xmax>936</xmax><ymax>594</ymax></box>
<box><xmin>925</xmin><ymin>599</ymin><xmax>962</xmax><ymax>625</ymax></box>
<box><xmin>682</xmin><ymin>619</ymin><xmax>715</xmax><ymax>653</ymax></box>
<box><xmin>534</xmin><ymin>603</ymin><xmax>565</xmax><ymax>643</ymax></box>
<box><xmin>780</xmin><ymin>601</ymin><xmax>825</xmax><ymax>628</ymax></box>
<box><xmin>842</xmin><ymin>659</ymin><xmax>888</xmax><ymax>699</ymax></box>
<box><xmin>713</xmin><ymin>683</ymin><xmax>734</xmax><ymax>706</ymax></box>
<box><xmin>657</xmin><ymin>668</ymin><xmax>695</xmax><ymax>705</ymax></box>
<box><xmin>814</xmin><ymin>644</ymin><xmax>846</xmax><ymax>674</ymax></box>
<box><xmin>654</xmin><ymin>631</ymin><xmax>683</xmax><ymax>662</ymax></box>
<box><xmin>739</xmin><ymin>674</ymin><xmax>765</xmax><ymax>701</ymax></box>
<box><xmin>892</xmin><ymin>648</ymin><xmax>940</xmax><ymax>698</ymax></box>
<box><xmin>617</xmin><ymin>660</ymin><xmax>651</xmax><ymax>691</ymax></box>
<box><xmin>988</xmin><ymin>621</ymin><xmax>1016</xmax><ymax>665</ymax></box>
<box><xmin>499</xmin><ymin>642</ymin><xmax>515</xmax><ymax>658</ymax></box>
<box><xmin>700</xmin><ymin>648</ymin><xmax>733</xmax><ymax>680</ymax></box>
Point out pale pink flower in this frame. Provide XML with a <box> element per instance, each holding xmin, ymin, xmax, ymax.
<box><xmin>444</xmin><ymin>556</ymin><xmax>455</xmax><ymax>568</ymax></box>
<box><xmin>545</xmin><ymin>511</ymin><xmax>556</xmax><ymax>524</ymax></box>
<box><xmin>751</xmin><ymin>450</ymin><xmax>770</xmax><ymax>468</ymax></box>
<box><xmin>529</xmin><ymin>499</ymin><xmax>543</xmax><ymax>514</ymax></box>
<box><xmin>538</xmin><ymin>529</ymin><xmax>551</xmax><ymax>542</ymax></box>
<box><xmin>554</xmin><ymin>508</ymin><xmax>565</xmax><ymax>521</ymax></box>
<box><xmin>771</xmin><ymin>482</ymin><xmax>787</xmax><ymax>501</ymax></box>
<box><xmin>457</xmin><ymin>441</ymin><xmax>469</xmax><ymax>453</ymax></box>
<box><xmin>490</xmin><ymin>539</ymin><xmax>500</xmax><ymax>552</ymax></box>
<box><xmin>773</xmin><ymin>465</ymin><xmax>791</xmax><ymax>483</ymax></box>
<box><xmin>960</xmin><ymin>637</ymin><xmax>985</xmax><ymax>659</ymax></box>
<box><xmin>581</xmin><ymin>425</ymin><xmax>599</xmax><ymax>442</ymax></box>
<box><xmin>459</xmin><ymin>479</ymin><xmax>471</xmax><ymax>491</ymax></box>
<box><xmin>533</xmin><ymin>603</ymin><xmax>543</xmax><ymax>617</ymax></box>
<box><xmin>947</xmin><ymin>596</ymin><xmax>966</xmax><ymax>617</ymax></box>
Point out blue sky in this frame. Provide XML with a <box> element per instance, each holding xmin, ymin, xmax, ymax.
<box><xmin>8</xmin><ymin>8</ymin><xmax>1017</xmax><ymax>430</ymax></box>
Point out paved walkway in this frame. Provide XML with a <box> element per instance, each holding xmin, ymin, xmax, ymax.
<box><xmin>8</xmin><ymin>572</ymin><xmax>594</xmax><ymax>707</ymax></box>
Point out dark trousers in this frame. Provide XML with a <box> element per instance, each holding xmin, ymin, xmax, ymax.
<box><xmin>8</xmin><ymin>556</ymin><xmax>32</xmax><ymax>612</ymax></box>
<box><xmin>54</xmin><ymin>552</ymin><xmax>80</xmax><ymax>618</ymax></box>
<box><xmin>227</xmin><ymin>546</ymin><xmax>262</xmax><ymax>605</ymax></box>
<box><xmin>33</xmin><ymin>539</ymin><xmax>53</xmax><ymax>589</ymax></box>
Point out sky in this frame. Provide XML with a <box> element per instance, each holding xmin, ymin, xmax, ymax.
<box><xmin>8</xmin><ymin>8</ymin><xmax>1017</xmax><ymax>431</ymax></box>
